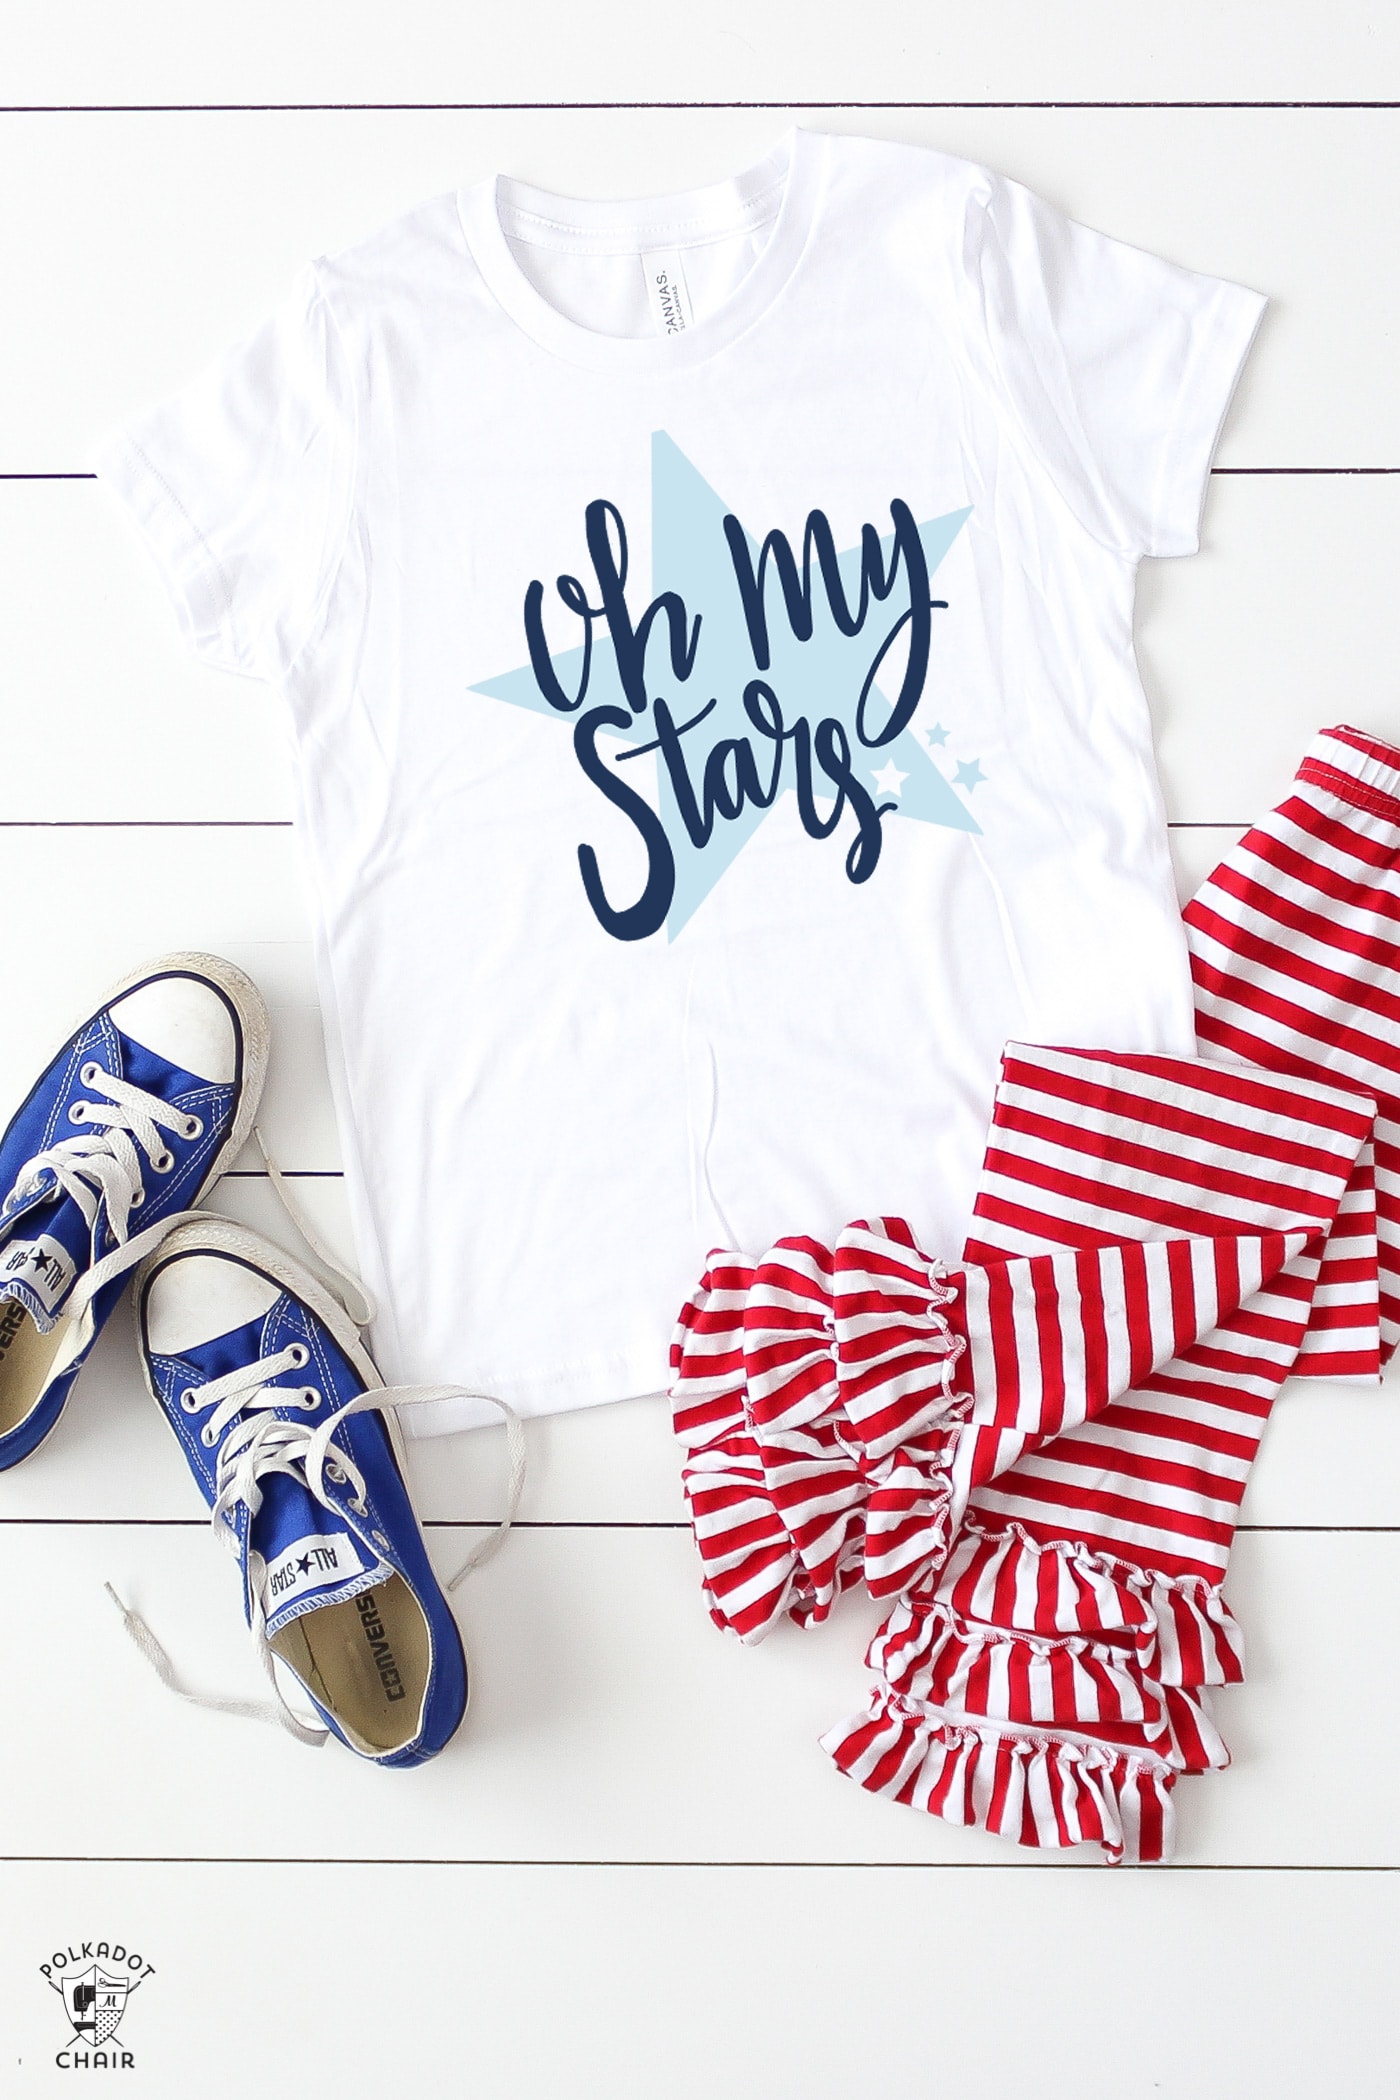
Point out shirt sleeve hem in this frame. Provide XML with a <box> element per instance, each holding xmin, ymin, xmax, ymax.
<box><xmin>92</xmin><ymin>428</ymin><xmax>247</xmax><ymax>674</ymax></box>
<box><xmin>1150</xmin><ymin>280</ymin><xmax>1267</xmax><ymax>558</ymax></box>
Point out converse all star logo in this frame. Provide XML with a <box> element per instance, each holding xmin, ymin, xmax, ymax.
<box><xmin>2</xmin><ymin>1235</ymin><xmax>76</xmax><ymax>1315</ymax></box>
<box><xmin>262</xmin><ymin>1530</ymin><xmax>363</xmax><ymax>1610</ymax></box>
<box><xmin>0</xmin><ymin>1299</ymin><xmax>26</xmax><ymax>1354</ymax></box>
<box><xmin>355</xmin><ymin>1589</ymin><xmax>407</xmax><ymax>1701</ymax></box>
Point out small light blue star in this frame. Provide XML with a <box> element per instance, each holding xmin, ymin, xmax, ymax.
<box><xmin>925</xmin><ymin>722</ymin><xmax>950</xmax><ymax>746</ymax></box>
<box><xmin>954</xmin><ymin>759</ymin><xmax>986</xmax><ymax>792</ymax></box>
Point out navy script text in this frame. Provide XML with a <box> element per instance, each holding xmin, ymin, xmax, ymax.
<box><xmin>523</xmin><ymin>497</ymin><xmax>947</xmax><ymax>940</ymax></box>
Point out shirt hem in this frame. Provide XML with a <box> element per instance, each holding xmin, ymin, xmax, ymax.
<box><xmin>397</xmin><ymin>1344</ymin><xmax>672</xmax><ymax>1437</ymax></box>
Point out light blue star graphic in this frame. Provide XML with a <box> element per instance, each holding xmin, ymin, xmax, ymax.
<box><xmin>472</xmin><ymin>432</ymin><xmax>976</xmax><ymax>940</ymax></box>
<box><xmin>955</xmin><ymin>759</ymin><xmax>986</xmax><ymax>791</ymax></box>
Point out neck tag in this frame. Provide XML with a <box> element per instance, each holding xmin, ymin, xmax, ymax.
<box><xmin>641</xmin><ymin>249</ymin><xmax>694</xmax><ymax>337</ymax></box>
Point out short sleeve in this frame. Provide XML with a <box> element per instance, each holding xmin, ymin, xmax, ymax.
<box><xmin>966</xmin><ymin>174</ymin><xmax>1266</xmax><ymax>558</ymax></box>
<box><xmin>94</xmin><ymin>265</ymin><xmax>355</xmax><ymax>682</ymax></box>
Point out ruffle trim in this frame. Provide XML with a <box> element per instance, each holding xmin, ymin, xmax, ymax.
<box><xmin>937</xmin><ymin>1520</ymin><xmax>1245</xmax><ymax>1688</ymax></box>
<box><xmin>671</xmin><ymin>1226</ymin><xmax>974</xmax><ymax>1640</ymax></box>
<box><xmin>680</xmin><ymin>1431</ymin><xmax>807</xmax><ymax>1644</ymax></box>
<box><xmin>860</xmin><ymin>1414</ymin><xmax>970</xmax><ymax>1601</ymax></box>
<box><xmin>679</xmin><ymin>1417</ymin><xmax>970</xmax><ymax>1641</ymax></box>
<box><xmin>867</xmin><ymin>1596</ymin><xmax>1230</xmax><ymax>1773</ymax></box>
<box><xmin>820</xmin><ymin>1687</ymin><xmax>1178</xmax><ymax>1865</ymax></box>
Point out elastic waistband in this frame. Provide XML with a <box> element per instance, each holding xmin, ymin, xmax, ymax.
<box><xmin>1295</xmin><ymin>724</ymin><xmax>1400</xmax><ymax>823</ymax></box>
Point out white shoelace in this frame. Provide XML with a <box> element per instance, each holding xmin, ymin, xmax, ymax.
<box><xmin>11</xmin><ymin>1073</ymin><xmax>527</xmax><ymax>1747</ymax></box>
<box><xmin>253</xmin><ymin>1129</ymin><xmax>377</xmax><ymax>1329</ymax></box>
<box><xmin>107</xmin><ymin>1348</ymin><xmax>527</xmax><ymax>1746</ymax></box>
<box><xmin>2</xmin><ymin>1062</ymin><xmax>212</xmax><ymax>1317</ymax></box>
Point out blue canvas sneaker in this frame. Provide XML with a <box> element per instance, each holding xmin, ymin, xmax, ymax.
<box><xmin>127</xmin><ymin>1216</ymin><xmax>520</xmax><ymax>1765</ymax></box>
<box><xmin>0</xmin><ymin>954</ymin><xmax>269</xmax><ymax>1468</ymax></box>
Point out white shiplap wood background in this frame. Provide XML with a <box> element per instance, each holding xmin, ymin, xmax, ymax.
<box><xmin>3</xmin><ymin>8</ymin><xmax>1398</xmax><ymax>2093</ymax></box>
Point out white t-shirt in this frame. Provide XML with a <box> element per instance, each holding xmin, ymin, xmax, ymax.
<box><xmin>98</xmin><ymin>129</ymin><xmax>1265</xmax><ymax>1433</ymax></box>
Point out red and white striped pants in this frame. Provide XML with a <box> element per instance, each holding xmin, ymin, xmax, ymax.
<box><xmin>669</xmin><ymin>724</ymin><xmax>1400</xmax><ymax>1863</ymax></box>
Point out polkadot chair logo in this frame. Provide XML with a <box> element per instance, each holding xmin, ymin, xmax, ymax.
<box><xmin>39</xmin><ymin>1941</ymin><xmax>154</xmax><ymax>2070</ymax></box>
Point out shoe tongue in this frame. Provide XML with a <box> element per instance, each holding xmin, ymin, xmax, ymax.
<box><xmin>255</xmin><ymin>1456</ymin><xmax>390</xmax><ymax>1642</ymax></box>
<box><xmin>0</xmin><ymin>1196</ymin><xmax>94</xmax><ymax>1330</ymax></box>
<box><xmin>113</xmin><ymin>1025</ymin><xmax>205</xmax><ymax>1102</ymax></box>
<box><xmin>173</xmin><ymin>1311</ymin><xmax>391</xmax><ymax>1640</ymax></box>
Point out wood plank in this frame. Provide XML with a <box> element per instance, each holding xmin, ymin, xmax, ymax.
<box><xmin>1</xmin><ymin>1856</ymin><xmax>1395</xmax><ymax>2098</ymax></box>
<box><xmin>0</xmin><ymin>790</ymin><xmax>1246</xmax><ymax>1133</ymax></box>
<box><xmin>1170</xmin><ymin>824</ymin><xmax>1246</xmax><ymax>902</ymax></box>
<box><xmin>0</xmin><ymin>1526</ymin><xmax>1391</xmax><ymax>1867</ymax></box>
<box><xmin>0</xmin><ymin>824</ymin><xmax>1252</xmax><ymax>1158</ymax></box>
<box><xmin>7</xmin><ymin>1166</ymin><xmax>1398</xmax><ymax>1529</ymax></box>
<box><xmin>0</xmin><ymin>831</ymin><xmax>335</xmax><ymax>1168</ymax></box>
<box><xmin>1142</xmin><ymin>475</ymin><xmax>1400</xmax><ymax>823</ymax></box>
<box><xmin>0</xmin><ymin>1159</ymin><xmax>1394</xmax><ymax>1527</ymax></box>
<box><xmin>0</xmin><ymin>478</ymin><xmax>288</xmax><ymax>822</ymax></box>
<box><xmin>0</xmin><ymin>110</ymin><xmax>1399</xmax><ymax>469</ymax></box>
<box><xmin>6</xmin><ymin>473</ymin><xmax>1400</xmax><ymax>823</ymax></box>
<box><xmin>4</xmin><ymin>1856</ymin><xmax>1395</xmax><ymax>2099</ymax></box>
<box><xmin>5</xmin><ymin>5</ymin><xmax>1400</xmax><ymax>118</ymax></box>
<box><xmin>0</xmin><ymin>822</ymin><xmax>1394</xmax><ymax>1527</ymax></box>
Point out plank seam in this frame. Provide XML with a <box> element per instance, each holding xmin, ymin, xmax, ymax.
<box><xmin>0</xmin><ymin>1517</ymin><xmax>1389</xmax><ymax>1532</ymax></box>
<box><xmin>8</xmin><ymin>468</ymin><xmax>1400</xmax><ymax>479</ymax></box>
<box><xmin>0</xmin><ymin>822</ymin><xmax>1259</xmax><ymax>833</ymax></box>
<box><xmin>0</xmin><ymin>1853</ymin><xmax>1393</xmax><ymax>1870</ymax></box>
<box><xmin>5</xmin><ymin>100</ymin><xmax>1400</xmax><ymax>113</ymax></box>
<box><xmin>0</xmin><ymin>820</ymin><xmax>296</xmax><ymax>828</ymax></box>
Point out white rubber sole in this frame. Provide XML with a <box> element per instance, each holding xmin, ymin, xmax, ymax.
<box><xmin>0</xmin><ymin>953</ymin><xmax>273</xmax><ymax>1466</ymax></box>
<box><xmin>130</xmin><ymin>1215</ymin><xmax>466</xmax><ymax>1752</ymax></box>
<box><xmin>101</xmin><ymin>951</ymin><xmax>271</xmax><ymax>1204</ymax></box>
<box><xmin>16</xmin><ymin>948</ymin><xmax>271</xmax><ymax>1207</ymax></box>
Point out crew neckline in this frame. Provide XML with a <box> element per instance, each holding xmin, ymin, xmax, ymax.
<box><xmin>456</xmin><ymin>128</ymin><xmax>825</xmax><ymax>374</ymax></box>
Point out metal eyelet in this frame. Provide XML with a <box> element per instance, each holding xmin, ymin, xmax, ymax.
<box><xmin>182</xmin><ymin>1114</ymin><xmax>204</xmax><ymax>1140</ymax></box>
<box><xmin>200</xmin><ymin>1425</ymin><xmax>217</xmax><ymax>1448</ymax></box>
<box><xmin>299</xmin><ymin>1388</ymin><xmax>321</xmax><ymax>1411</ymax></box>
<box><xmin>80</xmin><ymin>1062</ymin><xmax>101</xmax><ymax>1086</ymax></box>
<box><xmin>151</xmin><ymin>1150</ymin><xmax>175</xmax><ymax>1175</ymax></box>
<box><xmin>67</xmin><ymin>1102</ymin><xmax>87</xmax><ymax>1124</ymax></box>
<box><xmin>371</xmin><ymin>1529</ymin><xmax>389</xmax><ymax>1548</ymax></box>
<box><xmin>288</xmin><ymin>1343</ymin><xmax>310</xmax><ymax>1369</ymax></box>
<box><xmin>180</xmin><ymin>1388</ymin><xmax>200</xmax><ymax>1413</ymax></box>
<box><xmin>130</xmin><ymin>1189</ymin><xmax>145</xmax><ymax>1209</ymax></box>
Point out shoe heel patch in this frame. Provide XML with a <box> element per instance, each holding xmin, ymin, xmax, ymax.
<box><xmin>1</xmin><ymin>1236</ymin><xmax>77</xmax><ymax>1317</ymax></box>
<box><xmin>263</xmin><ymin>1530</ymin><xmax>374</xmax><ymax>1615</ymax></box>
